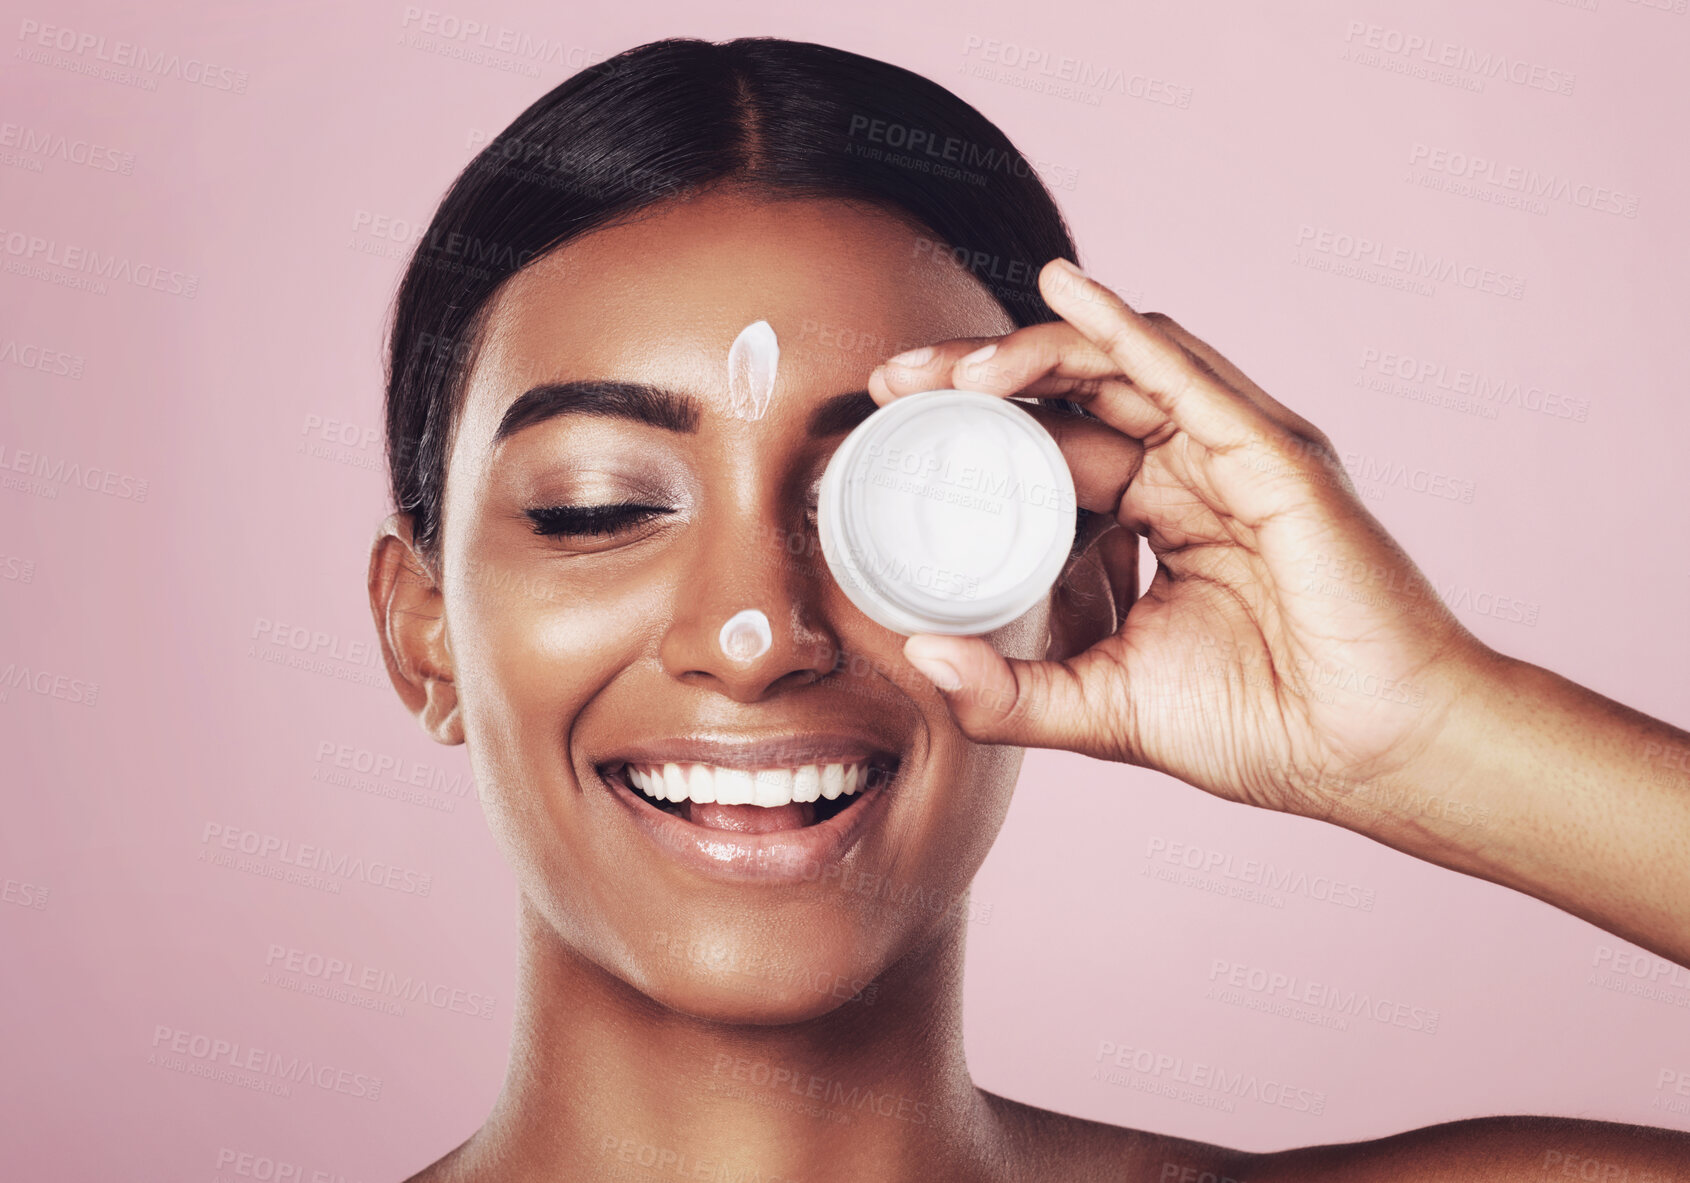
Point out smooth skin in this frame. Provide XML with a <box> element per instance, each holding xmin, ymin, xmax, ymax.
<box><xmin>371</xmin><ymin>187</ymin><xmax>1690</xmax><ymax>1182</ymax></box>
<box><xmin>888</xmin><ymin>258</ymin><xmax>1690</xmax><ymax>974</ymax></box>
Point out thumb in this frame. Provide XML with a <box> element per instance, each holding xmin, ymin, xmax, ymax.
<box><xmin>902</xmin><ymin>633</ymin><xmax>1100</xmax><ymax>752</ymax></box>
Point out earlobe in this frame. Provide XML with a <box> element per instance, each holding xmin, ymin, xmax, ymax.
<box><xmin>367</xmin><ymin>513</ymin><xmax>464</xmax><ymax>745</ymax></box>
<box><xmin>1046</xmin><ymin>522</ymin><xmax>1138</xmax><ymax>661</ymax></box>
<box><xmin>418</xmin><ymin>674</ymin><xmax>465</xmax><ymax>746</ymax></box>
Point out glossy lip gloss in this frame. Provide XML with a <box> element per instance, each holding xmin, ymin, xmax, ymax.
<box><xmin>593</xmin><ymin>735</ymin><xmax>902</xmax><ymax>884</ymax></box>
<box><xmin>603</xmin><ymin>768</ymin><xmax>894</xmax><ymax>883</ymax></box>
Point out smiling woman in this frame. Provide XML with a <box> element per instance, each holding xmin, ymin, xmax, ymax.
<box><xmin>365</xmin><ymin>35</ymin><xmax>1690</xmax><ymax>1183</ymax></box>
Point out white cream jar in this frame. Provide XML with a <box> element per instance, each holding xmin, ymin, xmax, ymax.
<box><xmin>816</xmin><ymin>389</ymin><xmax>1077</xmax><ymax>636</ymax></box>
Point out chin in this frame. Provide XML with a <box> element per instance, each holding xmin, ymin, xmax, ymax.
<box><xmin>607</xmin><ymin>906</ymin><xmax>891</xmax><ymax>1027</ymax></box>
<box><xmin>639</xmin><ymin>971</ymin><xmax>878</xmax><ymax>1027</ymax></box>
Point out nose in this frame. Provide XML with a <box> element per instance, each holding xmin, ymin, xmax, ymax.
<box><xmin>658</xmin><ymin>513</ymin><xmax>841</xmax><ymax>702</ymax></box>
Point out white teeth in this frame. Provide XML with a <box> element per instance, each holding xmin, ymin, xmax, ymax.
<box><xmin>714</xmin><ymin>767</ymin><xmax>755</xmax><ymax>806</ymax></box>
<box><xmin>622</xmin><ymin>761</ymin><xmax>877</xmax><ymax>809</ymax></box>
<box><xmin>753</xmin><ymin>768</ymin><xmax>794</xmax><ymax>807</ymax></box>
<box><xmin>793</xmin><ymin>765</ymin><xmax>820</xmax><ymax>803</ymax></box>
<box><xmin>687</xmin><ymin>763</ymin><xmax>715</xmax><ymax>804</ymax></box>
<box><xmin>663</xmin><ymin>763</ymin><xmax>688</xmax><ymax>803</ymax></box>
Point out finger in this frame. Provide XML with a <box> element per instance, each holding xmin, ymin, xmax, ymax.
<box><xmin>1019</xmin><ymin>404</ymin><xmax>1144</xmax><ymax>516</ymax></box>
<box><xmin>867</xmin><ymin>343</ymin><xmax>1147</xmax><ymax>517</ymax></box>
<box><xmin>1037</xmin><ymin>259</ymin><xmax>1284</xmax><ymax>456</ymax></box>
<box><xmin>868</xmin><ymin>329</ymin><xmax>1147</xmax><ymax>516</ymax></box>
<box><xmin>873</xmin><ymin>321</ymin><xmax>1184</xmax><ymax>442</ymax></box>
<box><xmin>1145</xmin><ymin>313</ymin><xmax>1326</xmax><ymax>443</ymax></box>
<box><xmin>902</xmin><ymin>633</ymin><xmax>1124</xmax><ymax>757</ymax></box>
<box><xmin>1094</xmin><ymin>525</ymin><xmax>1142</xmax><ymax>627</ymax></box>
<box><xmin>872</xmin><ymin>324</ymin><xmax>1125</xmax><ymax>406</ymax></box>
<box><xmin>868</xmin><ymin>337</ymin><xmax>1001</xmax><ymax>404</ymax></box>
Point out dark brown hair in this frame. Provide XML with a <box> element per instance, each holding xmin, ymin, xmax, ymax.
<box><xmin>384</xmin><ymin>36</ymin><xmax>1082</xmax><ymax>560</ymax></box>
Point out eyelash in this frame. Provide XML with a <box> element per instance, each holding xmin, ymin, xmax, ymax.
<box><xmin>525</xmin><ymin>502</ymin><xmax>675</xmax><ymax>537</ymax></box>
<box><xmin>524</xmin><ymin>486</ymin><xmax>821</xmax><ymax>539</ymax></box>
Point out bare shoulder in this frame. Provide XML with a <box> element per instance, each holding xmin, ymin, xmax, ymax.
<box><xmin>1237</xmin><ymin>1114</ymin><xmax>1690</xmax><ymax>1182</ymax></box>
<box><xmin>984</xmin><ymin>1097</ymin><xmax>1690</xmax><ymax>1182</ymax></box>
<box><xmin>399</xmin><ymin>1105</ymin><xmax>1690</xmax><ymax>1181</ymax></box>
<box><xmin>398</xmin><ymin>1134</ymin><xmax>478</xmax><ymax>1183</ymax></box>
<box><xmin>979</xmin><ymin>1089</ymin><xmax>1247</xmax><ymax>1182</ymax></box>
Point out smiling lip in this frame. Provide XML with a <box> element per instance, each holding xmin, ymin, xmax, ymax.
<box><xmin>608</xmin><ymin>735</ymin><xmax>890</xmax><ymax>770</ymax></box>
<box><xmin>596</xmin><ymin>734</ymin><xmax>901</xmax><ymax>884</ymax></box>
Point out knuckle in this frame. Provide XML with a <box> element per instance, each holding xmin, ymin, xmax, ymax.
<box><xmin>1154</xmin><ymin>353</ymin><xmax>1199</xmax><ymax>401</ymax></box>
<box><xmin>1264</xmin><ymin>428</ymin><xmax>1321</xmax><ymax>466</ymax></box>
<box><xmin>1292</xmin><ymin>428</ymin><xmax>1339</xmax><ymax>467</ymax></box>
<box><xmin>1181</xmin><ymin>346</ymin><xmax>1220</xmax><ymax>382</ymax></box>
<box><xmin>1142</xmin><ymin>310</ymin><xmax>1189</xmax><ymax>342</ymax></box>
<box><xmin>1253</xmin><ymin>428</ymin><xmax>1348</xmax><ymax>491</ymax></box>
<box><xmin>1094</xmin><ymin>323</ymin><xmax>1135</xmax><ymax>363</ymax></box>
<box><xmin>983</xmin><ymin>667</ymin><xmax>1039</xmax><ymax>729</ymax></box>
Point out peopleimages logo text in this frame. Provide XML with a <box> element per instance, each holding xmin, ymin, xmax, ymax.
<box><xmin>0</xmin><ymin>443</ymin><xmax>149</xmax><ymax>501</ymax></box>
<box><xmin>15</xmin><ymin>20</ymin><xmax>249</xmax><ymax>93</ymax></box>
<box><xmin>150</xmin><ymin>1025</ymin><xmax>381</xmax><ymax>1100</ymax></box>
<box><xmin>0</xmin><ymin>228</ymin><xmax>199</xmax><ymax>298</ymax></box>
<box><xmin>1094</xmin><ymin>1041</ymin><xmax>1327</xmax><ymax>1114</ymax></box>
<box><xmin>1295</xmin><ymin>225</ymin><xmax>1523</xmax><ymax>300</ymax></box>
<box><xmin>1342</xmin><ymin>22</ymin><xmax>1574</xmax><ymax>95</ymax></box>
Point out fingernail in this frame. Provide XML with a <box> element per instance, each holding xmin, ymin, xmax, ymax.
<box><xmin>905</xmin><ymin>644</ymin><xmax>963</xmax><ymax>692</ymax></box>
<box><xmin>958</xmin><ymin>342</ymin><xmax>998</xmax><ymax>371</ymax></box>
<box><xmin>1048</xmin><ymin>257</ymin><xmax>1087</xmax><ymax>280</ymax></box>
<box><xmin>885</xmin><ymin>345</ymin><xmax>935</xmax><ymax>368</ymax></box>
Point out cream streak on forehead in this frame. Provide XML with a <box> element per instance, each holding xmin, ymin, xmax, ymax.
<box><xmin>726</xmin><ymin>319</ymin><xmax>779</xmax><ymax>421</ymax></box>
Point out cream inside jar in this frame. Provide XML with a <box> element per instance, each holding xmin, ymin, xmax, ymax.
<box><xmin>816</xmin><ymin>390</ymin><xmax>1076</xmax><ymax>636</ymax></box>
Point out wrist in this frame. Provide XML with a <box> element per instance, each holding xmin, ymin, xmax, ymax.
<box><xmin>1314</xmin><ymin>641</ymin><xmax>1518</xmax><ymax>849</ymax></box>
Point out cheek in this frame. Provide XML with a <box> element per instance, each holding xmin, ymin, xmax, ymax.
<box><xmin>907</xmin><ymin>611</ymin><xmax>1042</xmax><ymax>862</ymax></box>
<box><xmin>444</xmin><ymin>550</ymin><xmax>669</xmax><ymax>794</ymax></box>
<box><xmin>933</xmin><ymin>734</ymin><xmax>1023</xmax><ymax>867</ymax></box>
<box><xmin>989</xmin><ymin>599</ymin><xmax>1053</xmax><ymax>661</ymax></box>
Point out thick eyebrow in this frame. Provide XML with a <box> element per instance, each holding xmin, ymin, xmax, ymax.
<box><xmin>493</xmin><ymin>380</ymin><xmax>701</xmax><ymax>444</ymax></box>
<box><xmin>492</xmin><ymin>380</ymin><xmax>878</xmax><ymax>446</ymax></box>
<box><xmin>806</xmin><ymin>390</ymin><xmax>878</xmax><ymax>438</ymax></box>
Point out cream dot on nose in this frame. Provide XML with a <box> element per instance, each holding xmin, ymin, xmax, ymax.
<box><xmin>718</xmin><ymin>609</ymin><xmax>773</xmax><ymax>663</ymax></box>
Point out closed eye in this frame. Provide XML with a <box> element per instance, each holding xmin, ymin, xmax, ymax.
<box><xmin>525</xmin><ymin>503</ymin><xmax>675</xmax><ymax>537</ymax></box>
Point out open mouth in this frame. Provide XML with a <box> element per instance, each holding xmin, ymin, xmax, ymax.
<box><xmin>603</xmin><ymin>755</ymin><xmax>899</xmax><ymax>834</ymax></box>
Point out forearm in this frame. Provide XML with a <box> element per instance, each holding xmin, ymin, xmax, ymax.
<box><xmin>1325</xmin><ymin>650</ymin><xmax>1690</xmax><ymax>968</ymax></box>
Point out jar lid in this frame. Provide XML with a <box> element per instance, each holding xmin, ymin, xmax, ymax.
<box><xmin>817</xmin><ymin>389</ymin><xmax>1077</xmax><ymax>636</ymax></box>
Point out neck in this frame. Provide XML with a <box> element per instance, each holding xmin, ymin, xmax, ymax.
<box><xmin>467</xmin><ymin>895</ymin><xmax>1005</xmax><ymax>1182</ymax></box>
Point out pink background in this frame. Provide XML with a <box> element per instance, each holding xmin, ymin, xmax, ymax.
<box><xmin>4</xmin><ymin>1</ymin><xmax>1688</xmax><ymax>1178</ymax></box>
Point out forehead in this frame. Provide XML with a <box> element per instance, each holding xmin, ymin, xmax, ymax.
<box><xmin>463</xmin><ymin>188</ymin><xmax>1016</xmax><ymax>421</ymax></box>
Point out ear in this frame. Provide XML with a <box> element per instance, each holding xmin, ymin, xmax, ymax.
<box><xmin>367</xmin><ymin>513</ymin><xmax>464</xmax><ymax>745</ymax></box>
<box><xmin>1046</xmin><ymin>517</ymin><xmax>1138</xmax><ymax>661</ymax></box>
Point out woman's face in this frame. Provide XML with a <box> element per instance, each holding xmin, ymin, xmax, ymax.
<box><xmin>430</xmin><ymin>188</ymin><xmax>1059</xmax><ymax>1023</ymax></box>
